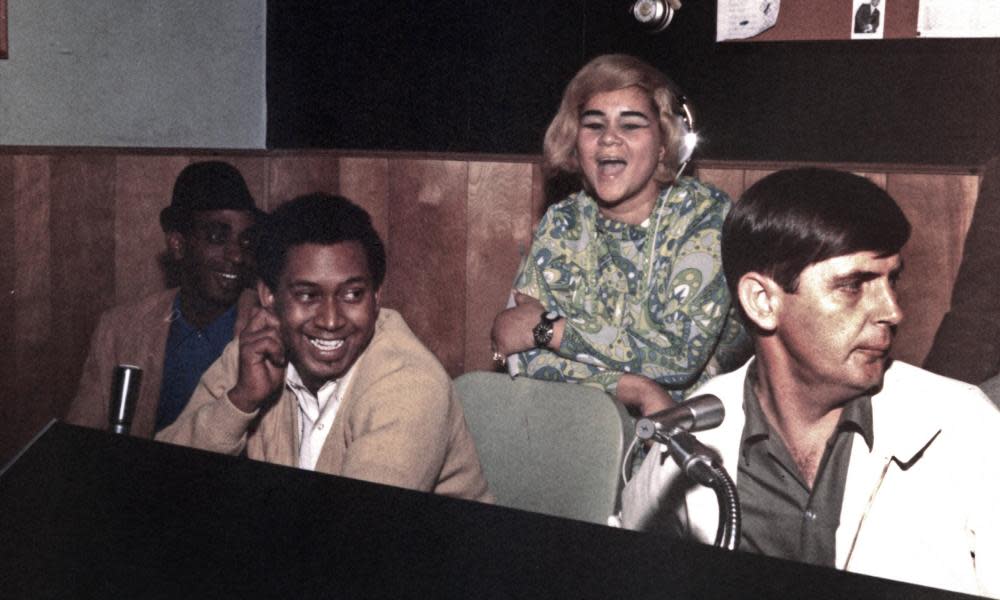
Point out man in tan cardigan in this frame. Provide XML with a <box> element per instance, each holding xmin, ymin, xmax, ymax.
<box><xmin>157</xmin><ymin>193</ymin><xmax>492</xmax><ymax>502</ymax></box>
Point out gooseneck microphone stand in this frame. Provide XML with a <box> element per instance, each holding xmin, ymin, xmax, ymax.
<box><xmin>635</xmin><ymin>418</ymin><xmax>741</xmax><ymax>550</ymax></box>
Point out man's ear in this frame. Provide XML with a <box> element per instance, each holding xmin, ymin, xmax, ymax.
<box><xmin>257</xmin><ymin>280</ymin><xmax>276</xmax><ymax>310</ymax></box>
<box><xmin>374</xmin><ymin>288</ymin><xmax>382</xmax><ymax>312</ymax></box>
<box><xmin>737</xmin><ymin>272</ymin><xmax>782</xmax><ymax>333</ymax></box>
<box><xmin>166</xmin><ymin>231</ymin><xmax>185</xmax><ymax>261</ymax></box>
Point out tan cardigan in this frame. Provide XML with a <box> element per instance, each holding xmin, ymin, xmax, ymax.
<box><xmin>66</xmin><ymin>288</ymin><xmax>257</xmax><ymax>438</ymax></box>
<box><xmin>157</xmin><ymin>308</ymin><xmax>493</xmax><ymax>502</ymax></box>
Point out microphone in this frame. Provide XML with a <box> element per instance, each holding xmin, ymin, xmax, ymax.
<box><xmin>634</xmin><ymin>393</ymin><xmax>724</xmax><ymax>441</ymax></box>
<box><xmin>109</xmin><ymin>364</ymin><xmax>142</xmax><ymax>435</ymax></box>
<box><xmin>632</xmin><ymin>393</ymin><xmax>741</xmax><ymax>549</ymax></box>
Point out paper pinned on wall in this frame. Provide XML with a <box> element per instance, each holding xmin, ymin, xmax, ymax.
<box><xmin>852</xmin><ymin>0</ymin><xmax>884</xmax><ymax>39</ymax></box>
<box><xmin>918</xmin><ymin>0</ymin><xmax>1000</xmax><ymax>37</ymax></box>
<box><xmin>717</xmin><ymin>0</ymin><xmax>780</xmax><ymax>41</ymax></box>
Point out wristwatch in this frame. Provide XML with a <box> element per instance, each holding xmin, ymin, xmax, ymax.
<box><xmin>532</xmin><ymin>310</ymin><xmax>562</xmax><ymax>348</ymax></box>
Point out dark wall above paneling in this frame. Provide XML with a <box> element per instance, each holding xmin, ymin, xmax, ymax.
<box><xmin>267</xmin><ymin>1</ymin><xmax>585</xmax><ymax>154</ymax></box>
<box><xmin>267</xmin><ymin>1</ymin><xmax>1000</xmax><ymax>166</ymax></box>
<box><xmin>585</xmin><ymin>1</ymin><xmax>1000</xmax><ymax>166</ymax></box>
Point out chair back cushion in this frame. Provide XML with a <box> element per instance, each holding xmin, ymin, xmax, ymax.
<box><xmin>454</xmin><ymin>371</ymin><xmax>631</xmax><ymax>524</ymax></box>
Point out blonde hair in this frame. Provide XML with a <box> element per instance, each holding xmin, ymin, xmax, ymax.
<box><xmin>542</xmin><ymin>54</ymin><xmax>688</xmax><ymax>185</ymax></box>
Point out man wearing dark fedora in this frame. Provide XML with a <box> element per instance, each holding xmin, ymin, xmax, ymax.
<box><xmin>67</xmin><ymin>160</ymin><xmax>266</xmax><ymax>437</ymax></box>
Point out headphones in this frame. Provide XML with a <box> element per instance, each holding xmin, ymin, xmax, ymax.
<box><xmin>635</xmin><ymin>94</ymin><xmax>697</xmax><ymax>298</ymax></box>
<box><xmin>631</xmin><ymin>0</ymin><xmax>675</xmax><ymax>33</ymax></box>
<box><xmin>638</xmin><ymin>94</ymin><xmax>698</xmax><ymax>291</ymax></box>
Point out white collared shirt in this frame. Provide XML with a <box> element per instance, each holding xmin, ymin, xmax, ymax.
<box><xmin>285</xmin><ymin>362</ymin><xmax>357</xmax><ymax>470</ymax></box>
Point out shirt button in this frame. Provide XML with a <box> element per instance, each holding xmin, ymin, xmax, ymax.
<box><xmin>804</xmin><ymin>510</ymin><xmax>817</xmax><ymax>521</ymax></box>
<box><xmin>316</xmin><ymin>423</ymin><xmax>325</xmax><ymax>430</ymax></box>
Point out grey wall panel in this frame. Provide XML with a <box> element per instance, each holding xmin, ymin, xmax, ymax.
<box><xmin>0</xmin><ymin>0</ymin><xmax>265</xmax><ymax>148</ymax></box>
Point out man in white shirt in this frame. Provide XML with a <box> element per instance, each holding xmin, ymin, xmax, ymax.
<box><xmin>158</xmin><ymin>193</ymin><xmax>492</xmax><ymax>502</ymax></box>
<box><xmin>622</xmin><ymin>168</ymin><xmax>1000</xmax><ymax>597</ymax></box>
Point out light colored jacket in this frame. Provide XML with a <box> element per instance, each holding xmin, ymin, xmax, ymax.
<box><xmin>66</xmin><ymin>288</ymin><xmax>256</xmax><ymax>438</ymax></box>
<box><xmin>157</xmin><ymin>308</ymin><xmax>493</xmax><ymax>503</ymax></box>
<box><xmin>622</xmin><ymin>360</ymin><xmax>1000</xmax><ymax>598</ymax></box>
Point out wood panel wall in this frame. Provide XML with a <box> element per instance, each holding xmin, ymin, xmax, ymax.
<box><xmin>0</xmin><ymin>149</ymin><xmax>981</xmax><ymax>464</ymax></box>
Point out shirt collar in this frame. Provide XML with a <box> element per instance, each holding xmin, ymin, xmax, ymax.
<box><xmin>742</xmin><ymin>360</ymin><xmax>875</xmax><ymax>458</ymax></box>
<box><xmin>284</xmin><ymin>358</ymin><xmax>363</xmax><ymax>424</ymax></box>
<box><xmin>169</xmin><ymin>295</ymin><xmax>239</xmax><ymax>342</ymax></box>
<box><xmin>286</xmin><ymin>362</ymin><xmax>341</xmax><ymax>423</ymax></box>
<box><xmin>591</xmin><ymin>186</ymin><xmax>671</xmax><ymax>236</ymax></box>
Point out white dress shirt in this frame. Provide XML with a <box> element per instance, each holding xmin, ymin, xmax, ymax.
<box><xmin>285</xmin><ymin>362</ymin><xmax>358</xmax><ymax>470</ymax></box>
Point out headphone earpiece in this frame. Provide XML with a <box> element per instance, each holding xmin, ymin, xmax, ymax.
<box><xmin>675</xmin><ymin>97</ymin><xmax>698</xmax><ymax>174</ymax></box>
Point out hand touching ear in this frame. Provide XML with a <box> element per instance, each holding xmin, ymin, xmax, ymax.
<box><xmin>228</xmin><ymin>306</ymin><xmax>287</xmax><ymax>413</ymax></box>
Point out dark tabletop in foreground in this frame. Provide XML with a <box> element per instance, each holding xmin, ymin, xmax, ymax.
<box><xmin>0</xmin><ymin>421</ymin><xmax>977</xmax><ymax>600</ymax></box>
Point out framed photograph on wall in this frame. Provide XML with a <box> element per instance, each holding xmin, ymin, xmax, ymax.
<box><xmin>1</xmin><ymin>0</ymin><xmax>8</xmax><ymax>59</ymax></box>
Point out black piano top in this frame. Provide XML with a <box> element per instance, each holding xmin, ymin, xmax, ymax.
<box><xmin>0</xmin><ymin>421</ymin><xmax>976</xmax><ymax>599</ymax></box>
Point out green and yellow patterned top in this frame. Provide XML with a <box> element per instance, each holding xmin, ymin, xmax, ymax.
<box><xmin>508</xmin><ymin>177</ymin><xmax>749</xmax><ymax>402</ymax></box>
